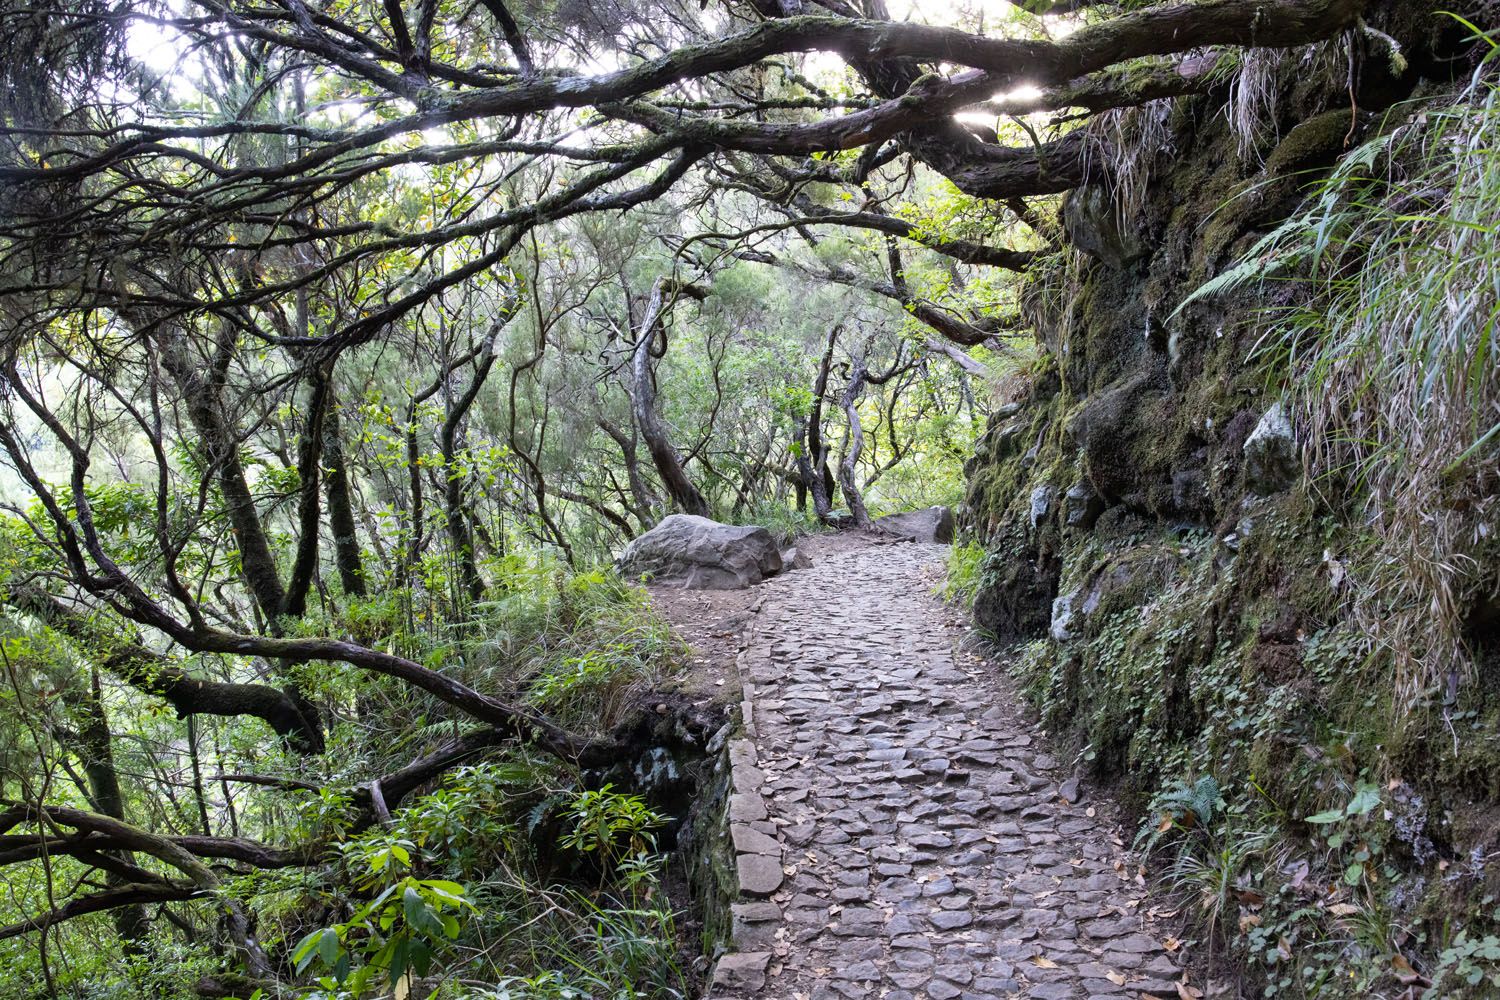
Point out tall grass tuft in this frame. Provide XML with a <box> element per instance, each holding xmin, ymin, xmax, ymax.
<box><xmin>1184</xmin><ymin>36</ymin><xmax>1500</xmax><ymax>711</ymax></box>
<box><xmin>942</xmin><ymin>541</ymin><xmax>987</xmax><ymax>610</ymax></box>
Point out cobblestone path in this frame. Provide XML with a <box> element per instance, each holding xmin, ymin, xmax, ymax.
<box><xmin>711</xmin><ymin>541</ymin><xmax>1189</xmax><ymax>1000</ymax></box>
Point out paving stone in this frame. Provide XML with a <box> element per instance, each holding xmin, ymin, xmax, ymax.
<box><xmin>729</xmin><ymin>792</ymin><xmax>768</xmax><ymax>822</ymax></box>
<box><xmin>1027</xmin><ymin>984</ymin><xmax>1077</xmax><ymax>1000</ymax></box>
<box><xmin>831</xmin><ymin>960</ymin><xmax>881</xmax><ymax>981</ymax></box>
<box><xmin>736</xmin><ymin>853</ymin><xmax>784</xmax><ymax>896</ymax></box>
<box><xmin>712</xmin><ymin>951</ymin><xmax>770</xmax><ymax>991</ymax></box>
<box><xmin>731</xmin><ymin>824</ymin><xmax>782</xmax><ymax>856</ymax></box>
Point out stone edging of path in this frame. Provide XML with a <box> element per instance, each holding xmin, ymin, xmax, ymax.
<box><xmin>707</xmin><ymin>604</ymin><xmax>788</xmax><ymax>995</ymax></box>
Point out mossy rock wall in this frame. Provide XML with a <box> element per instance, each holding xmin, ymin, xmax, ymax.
<box><xmin>959</xmin><ymin>4</ymin><xmax>1500</xmax><ymax>995</ymax></box>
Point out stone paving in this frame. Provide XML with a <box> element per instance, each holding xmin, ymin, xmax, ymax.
<box><xmin>706</xmin><ymin>541</ymin><xmax>1190</xmax><ymax>1000</ymax></box>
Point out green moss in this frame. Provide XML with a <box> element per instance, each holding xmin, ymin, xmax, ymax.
<box><xmin>1262</xmin><ymin>109</ymin><xmax>1358</xmax><ymax>177</ymax></box>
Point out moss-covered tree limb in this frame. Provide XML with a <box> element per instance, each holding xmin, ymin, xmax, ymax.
<box><xmin>5</xmin><ymin>583</ymin><xmax>325</xmax><ymax>754</ymax></box>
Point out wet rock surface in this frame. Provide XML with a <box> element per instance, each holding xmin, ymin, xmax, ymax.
<box><xmin>688</xmin><ymin>541</ymin><xmax>1190</xmax><ymax>999</ymax></box>
<box><xmin>1242</xmin><ymin>403</ymin><xmax>1300</xmax><ymax>496</ymax></box>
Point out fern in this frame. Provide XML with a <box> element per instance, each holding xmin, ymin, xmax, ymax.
<box><xmin>1137</xmin><ymin>775</ymin><xmax>1224</xmax><ymax>855</ymax></box>
<box><xmin>1153</xmin><ymin>775</ymin><xmax>1222</xmax><ymax>825</ymax></box>
<box><xmin>1169</xmin><ymin>218</ymin><xmax>1308</xmax><ymax>319</ymax></box>
<box><xmin>1170</xmin><ymin>131</ymin><xmax>1399</xmax><ymax>319</ymax></box>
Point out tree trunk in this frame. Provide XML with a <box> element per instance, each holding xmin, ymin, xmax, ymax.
<box><xmin>440</xmin><ymin>325</ymin><xmax>505</xmax><ymax>603</ymax></box>
<box><xmin>282</xmin><ymin>366</ymin><xmax>331</xmax><ymax>619</ymax></box>
<box><xmin>158</xmin><ymin>327</ymin><xmax>288</xmax><ymax>628</ymax></box>
<box><xmin>403</xmin><ymin>394</ymin><xmax>427</xmax><ymax>579</ymax></box>
<box><xmin>794</xmin><ymin>416</ymin><xmax>833</xmax><ymax>522</ymax></box>
<box><xmin>322</xmin><ymin>386</ymin><xmax>366</xmax><ymax>597</ymax></box>
<box><xmin>598</xmin><ymin>417</ymin><xmax>657</xmax><ymax>530</ymax></box>
<box><xmin>72</xmin><ymin>669</ymin><xmax>150</xmax><ymax>948</ymax></box>
<box><xmin>838</xmin><ymin>355</ymin><xmax>873</xmax><ymax>529</ymax></box>
<box><xmin>806</xmin><ymin>325</ymin><xmax>840</xmax><ymax>512</ymax></box>
<box><xmin>631</xmin><ymin>278</ymin><xmax>710</xmax><ymax>518</ymax></box>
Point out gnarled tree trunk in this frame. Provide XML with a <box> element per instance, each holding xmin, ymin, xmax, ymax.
<box><xmin>157</xmin><ymin>326</ymin><xmax>288</xmax><ymax>629</ymax></box>
<box><xmin>631</xmin><ymin>278</ymin><xmax>710</xmax><ymax>518</ymax></box>
<box><xmin>838</xmin><ymin>352</ymin><xmax>873</xmax><ymax>529</ymax></box>
<box><xmin>322</xmin><ymin>385</ymin><xmax>366</xmax><ymax>597</ymax></box>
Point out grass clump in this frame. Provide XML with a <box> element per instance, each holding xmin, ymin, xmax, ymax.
<box><xmin>941</xmin><ymin>540</ymin><xmax>988</xmax><ymax>609</ymax></box>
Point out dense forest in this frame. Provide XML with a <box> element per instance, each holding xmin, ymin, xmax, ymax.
<box><xmin>1</xmin><ymin>0</ymin><xmax>1498</xmax><ymax>998</ymax></box>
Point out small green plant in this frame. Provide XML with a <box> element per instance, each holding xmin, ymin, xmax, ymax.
<box><xmin>1304</xmin><ymin>783</ymin><xmax>1384</xmax><ymax>887</ymax></box>
<box><xmin>559</xmin><ymin>784</ymin><xmax>665</xmax><ymax>874</ymax></box>
<box><xmin>1425</xmin><ymin>931</ymin><xmax>1500</xmax><ymax>997</ymax></box>
<box><xmin>292</xmin><ymin>833</ymin><xmax>476</xmax><ymax>998</ymax></box>
<box><xmin>297</xmin><ymin>787</ymin><xmax>358</xmax><ymax>843</ymax></box>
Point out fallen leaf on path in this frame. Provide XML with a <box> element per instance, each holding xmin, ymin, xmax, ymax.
<box><xmin>1031</xmin><ymin>956</ymin><xmax>1059</xmax><ymax>969</ymax></box>
<box><xmin>1177</xmin><ymin>982</ymin><xmax>1204</xmax><ymax>999</ymax></box>
<box><xmin>1392</xmin><ymin>954</ymin><xmax>1425</xmax><ymax>985</ymax></box>
<box><xmin>1105</xmin><ymin>971</ymin><xmax>1127</xmax><ymax>985</ymax></box>
<box><xmin>1163</xmin><ymin>937</ymin><xmax>1182</xmax><ymax>952</ymax></box>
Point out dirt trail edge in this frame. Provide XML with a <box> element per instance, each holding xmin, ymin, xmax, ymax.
<box><xmin>656</xmin><ymin>539</ymin><xmax>1198</xmax><ymax>1000</ymax></box>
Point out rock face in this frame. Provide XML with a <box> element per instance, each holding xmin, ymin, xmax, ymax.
<box><xmin>1063</xmin><ymin>183</ymin><xmax>1148</xmax><ymax>270</ymax></box>
<box><xmin>954</xmin><ymin>13</ymin><xmax>1495</xmax><ymax>992</ymax></box>
<box><xmin>1243</xmin><ymin>402</ymin><xmax>1300</xmax><ymax>495</ymax></box>
<box><xmin>875</xmin><ymin>505</ymin><xmax>955</xmax><ymax>543</ymax></box>
<box><xmin>616</xmin><ymin>515</ymin><xmax>782</xmax><ymax>589</ymax></box>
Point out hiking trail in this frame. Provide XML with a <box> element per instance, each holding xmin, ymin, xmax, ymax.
<box><xmin>656</xmin><ymin>538</ymin><xmax>1195</xmax><ymax>1000</ymax></box>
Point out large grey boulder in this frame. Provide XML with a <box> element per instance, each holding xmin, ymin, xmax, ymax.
<box><xmin>617</xmin><ymin>515</ymin><xmax>783</xmax><ymax>590</ymax></box>
<box><xmin>874</xmin><ymin>506</ymin><xmax>955</xmax><ymax>543</ymax></box>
